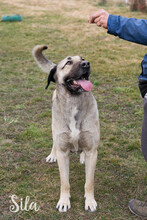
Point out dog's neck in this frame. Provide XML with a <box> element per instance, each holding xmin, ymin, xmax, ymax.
<box><xmin>54</xmin><ymin>83</ymin><xmax>93</xmax><ymax>114</ymax></box>
<box><xmin>52</xmin><ymin>83</ymin><xmax>97</xmax><ymax>129</ymax></box>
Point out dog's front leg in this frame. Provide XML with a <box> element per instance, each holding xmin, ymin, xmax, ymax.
<box><xmin>56</xmin><ymin>148</ymin><xmax>71</xmax><ymax>212</ymax></box>
<box><xmin>46</xmin><ymin>143</ymin><xmax>57</xmax><ymax>163</ymax></box>
<box><xmin>84</xmin><ymin>149</ymin><xmax>97</xmax><ymax>212</ymax></box>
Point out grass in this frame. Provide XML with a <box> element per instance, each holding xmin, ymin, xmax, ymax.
<box><xmin>0</xmin><ymin>0</ymin><xmax>147</xmax><ymax>219</ymax></box>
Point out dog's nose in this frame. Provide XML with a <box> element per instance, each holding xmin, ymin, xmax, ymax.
<box><xmin>81</xmin><ymin>61</ymin><xmax>90</xmax><ymax>69</ymax></box>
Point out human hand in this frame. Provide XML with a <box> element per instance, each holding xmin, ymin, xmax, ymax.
<box><xmin>88</xmin><ymin>9</ymin><xmax>109</xmax><ymax>29</ymax></box>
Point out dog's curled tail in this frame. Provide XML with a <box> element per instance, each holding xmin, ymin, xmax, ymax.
<box><xmin>32</xmin><ymin>45</ymin><xmax>56</xmax><ymax>73</ymax></box>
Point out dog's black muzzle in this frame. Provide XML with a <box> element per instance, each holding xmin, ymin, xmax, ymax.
<box><xmin>81</xmin><ymin>61</ymin><xmax>90</xmax><ymax>74</ymax></box>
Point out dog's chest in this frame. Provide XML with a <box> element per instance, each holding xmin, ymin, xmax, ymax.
<box><xmin>69</xmin><ymin>107</ymin><xmax>80</xmax><ymax>152</ymax></box>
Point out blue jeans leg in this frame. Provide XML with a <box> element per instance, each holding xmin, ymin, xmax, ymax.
<box><xmin>141</xmin><ymin>95</ymin><xmax>147</xmax><ymax>162</ymax></box>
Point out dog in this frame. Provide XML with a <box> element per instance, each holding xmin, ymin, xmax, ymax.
<box><xmin>32</xmin><ymin>45</ymin><xmax>100</xmax><ymax>212</ymax></box>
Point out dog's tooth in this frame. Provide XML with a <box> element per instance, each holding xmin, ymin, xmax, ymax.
<box><xmin>73</xmin><ymin>80</ymin><xmax>78</xmax><ymax>84</ymax></box>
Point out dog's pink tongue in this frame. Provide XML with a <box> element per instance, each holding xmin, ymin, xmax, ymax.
<box><xmin>77</xmin><ymin>79</ymin><xmax>93</xmax><ymax>92</ymax></box>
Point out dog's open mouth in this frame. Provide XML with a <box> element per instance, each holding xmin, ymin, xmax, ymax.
<box><xmin>65</xmin><ymin>73</ymin><xmax>93</xmax><ymax>94</ymax></box>
<box><xmin>71</xmin><ymin>78</ymin><xmax>93</xmax><ymax>92</ymax></box>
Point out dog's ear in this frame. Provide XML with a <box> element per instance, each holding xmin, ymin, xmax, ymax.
<box><xmin>45</xmin><ymin>65</ymin><xmax>57</xmax><ymax>89</ymax></box>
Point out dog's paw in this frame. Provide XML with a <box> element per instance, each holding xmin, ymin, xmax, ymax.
<box><xmin>85</xmin><ymin>196</ymin><xmax>97</xmax><ymax>212</ymax></box>
<box><xmin>46</xmin><ymin>154</ymin><xmax>57</xmax><ymax>163</ymax></box>
<box><xmin>80</xmin><ymin>152</ymin><xmax>85</xmax><ymax>164</ymax></box>
<box><xmin>56</xmin><ymin>197</ymin><xmax>71</xmax><ymax>212</ymax></box>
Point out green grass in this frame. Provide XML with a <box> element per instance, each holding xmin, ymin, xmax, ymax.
<box><xmin>0</xmin><ymin>0</ymin><xmax>147</xmax><ymax>219</ymax></box>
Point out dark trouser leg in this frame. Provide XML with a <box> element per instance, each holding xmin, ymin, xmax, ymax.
<box><xmin>141</xmin><ymin>96</ymin><xmax>147</xmax><ymax>162</ymax></box>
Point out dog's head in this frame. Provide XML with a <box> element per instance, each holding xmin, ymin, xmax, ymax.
<box><xmin>32</xmin><ymin>45</ymin><xmax>93</xmax><ymax>94</ymax></box>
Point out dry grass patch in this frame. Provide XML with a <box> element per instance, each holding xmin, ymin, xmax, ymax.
<box><xmin>3</xmin><ymin>0</ymin><xmax>96</xmax><ymax>17</ymax></box>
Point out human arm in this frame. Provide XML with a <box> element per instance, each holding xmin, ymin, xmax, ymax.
<box><xmin>89</xmin><ymin>9</ymin><xmax>147</xmax><ymax>45</ymax></box>
<box><xmin>107</xmin><ymin>15</ymin><xmax>147</xmax><ymax>45</ymax></box>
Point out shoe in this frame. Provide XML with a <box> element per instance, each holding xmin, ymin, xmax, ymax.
<box><xmin>128</xmin><ymin>199</ymin><xmax>147</xmax><ymax>218</ymax></box>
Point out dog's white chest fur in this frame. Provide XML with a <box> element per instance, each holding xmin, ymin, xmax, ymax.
<box><xmin>69</xmin><ymin>107</ymin><xmax>80</xmax><ymax>151</ymax></box>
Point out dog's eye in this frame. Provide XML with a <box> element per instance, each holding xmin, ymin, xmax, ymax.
<box><xmin>81</xmin><ymin>57</ymin><xmax>85</xmax><ymax>61</ymax></box>
<box><xmin>62</xmin><ymin>60</ymin><xmax>73</xmax><ymax>69</ymax></box>
<box><xmin>66</xmin><ymin>60</ymin><xmax>72</xmax><ymax>65</ymax></box>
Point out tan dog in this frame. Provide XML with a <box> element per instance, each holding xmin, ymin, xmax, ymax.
<box><xmin>32</xmin><ymin>45</ymin><xmax>100</xmax><ymax>212</ymax></box>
